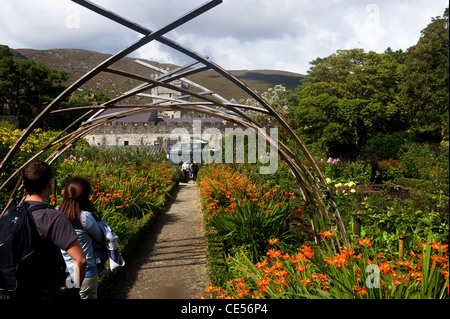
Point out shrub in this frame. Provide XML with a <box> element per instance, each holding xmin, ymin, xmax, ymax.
<box><xmin>377</xmin><ymin>159</ymin><xmax>404</xmax><ymax>183</ymax></box>
<box><xmin>396</xmin><ymin>178</ymin><xmax>449</xmax><ymax>196</ymax></box>
<box><xmin>398</xmin><ymin>142</ymin><xmax>440</xmax><ymax>180</ymax></box>
<box><xmin>360</xmin><ymin>131</ymin><xmax>416</xmax><ymax>161</ymax></box>
<box><xmin>318</xmin><ymin>158</ymin><xmax>372</xmax><ymax>185</ymax></box>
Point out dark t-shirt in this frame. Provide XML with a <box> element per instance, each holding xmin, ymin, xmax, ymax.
<box><xmin>27</xmin><ymin>201</ymin><xmax>78</xmax><ymax>251</ymax></box>
<box><xmin>25</xmin><ymin>201</ymin><xmax>78</xmax><ymax>291</ymax></box>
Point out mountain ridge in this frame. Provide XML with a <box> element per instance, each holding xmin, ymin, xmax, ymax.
<box><xmin>11</xmin><ymin>47</ymin><xmax>304</xmax><ymax>102</ymax></box>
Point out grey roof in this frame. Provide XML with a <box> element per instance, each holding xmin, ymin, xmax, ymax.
<box><xmin>100</xmin><ymin>108</ymin><xmax>153</xmax><ymax>123</ymax></box>
<box><xmin>98</xmin><ymin>108</ymin><xmax>223</xmax><ymax>123</ymax></box>
<box><xmin>162</xmin><ymin>117</ymin><xmax>222</xmax><ymax>123</ymax></box>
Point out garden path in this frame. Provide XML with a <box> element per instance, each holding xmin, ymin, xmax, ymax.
<box><xmin>108</xmin><ymin>182</ymin><xmax>210</xmax><ymax>299</ymax></box>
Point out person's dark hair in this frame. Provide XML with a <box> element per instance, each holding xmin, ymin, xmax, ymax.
<box><xmin>22</xmin><ymin>160</ymin><xmax>53</xmax><ymax>195</ymax></box>
<box><xmin>58</xmin><ymin>177</ymin><xmax>96</xmax><ymax>229</ymax></box>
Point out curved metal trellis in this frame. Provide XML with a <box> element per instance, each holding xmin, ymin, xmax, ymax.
<box><xmin>0</xmin><ymin>0</ymin><xmax>349</xmax><ymax>247</ymax></box>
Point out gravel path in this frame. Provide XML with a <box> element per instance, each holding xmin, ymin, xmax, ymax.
<box><xmin>109</xmin><ymin>182</ymin><xmax>210</xmax><ymax>299</ymax></box>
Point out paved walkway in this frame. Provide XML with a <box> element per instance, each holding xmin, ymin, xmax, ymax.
<box><xmin>109</xmin><ymin>182</ymin><xmax>210</xmax><ymax>299</ymax></box>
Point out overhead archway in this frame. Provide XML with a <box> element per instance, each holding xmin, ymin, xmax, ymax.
<box><xmin>0</xmin><ymin>0</ymin><xmax>349</xmax><ymax>247</ymax></box>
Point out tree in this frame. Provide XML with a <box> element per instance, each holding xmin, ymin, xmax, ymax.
<box><xmin>400</xmin><ymin>7</ymin><xmax>449</xmax><ymax>140</ymax></box>
<box><xmin>245</xmin><ymin>84</ymin><xmax>289</xmax><ymax>124</ymax></box>
<box><xmin>45</xmin><ymin>89</ymin><xmax>110</xmax><ymax>131</ymax></box>
<box><xmin>0</xmin><ymin>45</ymin><xmax>67</xmax><ymax>129</ymax></box>
<box><xmin>289</xmin><ymin>49</ymin><xmax>405</xmax><ymax>159</ymax></box>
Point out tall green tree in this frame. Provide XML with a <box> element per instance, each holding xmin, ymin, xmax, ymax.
<box><xmin>400</xmin><ymin>7</ymin><xmax>449</xmax><ymax>140</ymax></box>
<box><xmin>0</xmin><ymin>45</ymin><xmax>67</xmax><ymax>129</ymax></box>
<box><xmin>289</xmin><ymin>49</ymin><xmax>404</xmax><ymax>159</ymax></box>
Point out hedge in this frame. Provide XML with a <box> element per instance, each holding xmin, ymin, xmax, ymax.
<box><xmin>396</xmin><ymin>177</ymin><xmax>449</xmax><ymax>196</ymax></box>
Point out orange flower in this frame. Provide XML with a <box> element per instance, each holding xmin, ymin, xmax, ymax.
<box><xmin>397</xmin><ymin>259</ymin><xmax>413</xmax><ymax>271</ymax></box>
<box><xmin>257</xmin><ymin>275</ymin><xmax>270</xmax><ymax>288</ymax></box>
<box><xmin>357</xmin><ymin>237</ymin><xmax>372</xmax><ymax>247</ymax></box>
<box><xmin>352</xmin><ymin>285</ymin><xmax>368</xmax><ymax>297</ymax></box>
<box><xmin>296</xmin><ymin>265</ymin><xmax>306</xmax><ymax>273</ymax></box>
<box><xmin>379</xmin><ymin>262</ymin><xmax>394</xmax><ymax>275</ymax></box>
<box><xmin>320</xmin><ymin>229</ymin><xmax>334</xmax><ymax>239</ymax></box>
<box><xmin>256</xmin><ymin>259</ymin><xmax>268</xmax><ymax>270</ymax></box>
<box><xmin>300</xmin><ymin>244</ymin><xmax>314</xmax><ymax>259</ymax></box>
<box><xmin>267</xmin><ymin>248</ymin><xmax>280</xmax><ymax>259</ymax></box>
<box><xmin>268</xmin><ymin>238</ymin><xmax>280</xmax><ymax>245</ymax></box>
<box><xmin>273</xmin><ymin>260</ymin><xmax>284</xmax><ymax>269</ymax></box>
<box><xmin>431</xmin><ymin>242</ymin><xmax>449</xmax><ymax>254</ymax></box>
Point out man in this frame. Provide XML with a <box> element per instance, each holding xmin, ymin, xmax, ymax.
<box><xmin>190</xmin><ymin>160</ymin><xmax>199</xmax><ymax>184</ymax></box>
<box><xmin>20</xmin><ymin>160</ymin><xmax>87</xmax><ymax>299</ymax></box>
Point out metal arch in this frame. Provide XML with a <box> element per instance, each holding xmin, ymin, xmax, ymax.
<box><xmin>0</xmin><ymin>0</ymin><xmax>349</xmax><ymax>246</ymax></box>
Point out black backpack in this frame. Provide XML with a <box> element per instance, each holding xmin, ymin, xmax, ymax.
<box><xmin>0</xmin><ymin>202</ymin><xmax>48</xmax><ymax>295</ymax></box>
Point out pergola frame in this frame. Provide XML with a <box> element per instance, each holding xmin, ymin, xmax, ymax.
<box><xmin>0</xmin><ymin>0</ymin><xmax>349</xmax><ymax>247</ymax></box>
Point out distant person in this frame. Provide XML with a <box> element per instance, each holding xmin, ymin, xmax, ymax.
<box><xmin>58</xmin><ymin>177</ymin><xmax>103</xmax><ymax>299</ymax></box>
<box><xmin>7</xmin><ymin>161</ymin><xmax>87</xmax><ymax>299</ymax></box>
<box><xmin>181</xmin><ymin>161</ymin><xmax>190</xmax><ymax>183</ymax></box>
<box><xmin>190</xmin><ymin>160</ymin><xmax>199</xmax><ymax>184</ymax></box>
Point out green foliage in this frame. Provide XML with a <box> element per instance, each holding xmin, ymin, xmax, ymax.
<box><xmin>52</xmin><ymin>154</ymin><xmax>180</xmax><ymax>240</ymax></box>
<box><xmin>341</xmin><ymin>188</ymin><xmax>449</xmax><ymax>254</ymax></box>
<box><xmin>396</xmin><ymin>178</ymin><xmax>449</xmax><ymax>196</ymax></box>
<box><xmin>318</xmin><ymin>158</ymin><xmax>372</xmax><ymax>185</ymax></box>
<box><xmin>360</xmin><ymin>131</ymin><xmax>417</xmax><ymax>162</ymax></box>
<box><xmin>245</xmin><ymin>84</ymin><xmax>289</xmax><ymax>124</ymax></box>
<box><xmin>398</xmin><ymin>142</ymin><xmax>448</xmax><ymax>183</ymax></box>
<box><xmin>0</xmin><ymin>127</ymin><xmax>61</xmax><ymax>209</ymax></box>
<box><xmin>59</xmin><ymin>144</ymin><xmax>167</xmax><ymax>170</ymax></box>
<box><xmin>0</xmin><ymin>45</ymin><xmax>67</xmax><ymax>129</ymax></box>
<box><xmin>399</xmin><ymin>8</ymin><xmax>449</xmax><ymax>135</ymax></box>
<box><xmin>289</xmin><ymin>49</ymin><xmax>405</xmax><ymax>159</ymax></box>
<box><xmin>198</xmin><ymin>164</ymin><xmax>301</xmax><ymax>262</ymax></box>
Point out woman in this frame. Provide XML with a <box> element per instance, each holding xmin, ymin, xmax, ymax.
<box><xmin>181</xmin><ymin>161</ymin><xmax>190</xmax><ymax>183</ymax></box>
<box><xmin>58</xmin><ymin>177</ymin><xmax>103</xmax><ymax>299</ymax></box>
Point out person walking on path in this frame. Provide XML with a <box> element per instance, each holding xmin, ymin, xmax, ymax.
<box><xmin>58</xmin><ymin>177</ymin><xmax>104</xmax><ymax>299</ymax></box>
<box><xmin>12</xmin><ymin>161</ymin><xmax>86</xmax><ymax>299</ymax></box>
<box><xmin>181</xmin><ymin>161</ymin><xmax>191</xmax><ymax>183</ymax></box>
<box><xmin>190</xmin><ymin>160</ymin><xmax>199</xmax><ymax>184</ymax></box>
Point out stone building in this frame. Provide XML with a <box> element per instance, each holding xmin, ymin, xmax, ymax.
<box><xmin>84</xmin><ymin>111</ymin><xmax>228</xmax><ymax>151</ymax></box>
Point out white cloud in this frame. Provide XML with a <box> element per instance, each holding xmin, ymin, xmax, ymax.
<box><xmin>0</xmin><ymin>0</ymin><xmax>448</xmax><ymax>75</ymax></box>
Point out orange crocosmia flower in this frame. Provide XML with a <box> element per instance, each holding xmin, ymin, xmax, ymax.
<box><xmin>431</xmin><ymin>242</ymin><xmax>449</xmax><ymax>254</ymax></box>
<box><xmin>267</xmin><ymin>248</ymin><xmax>280</xmax><ymax>259</ymax></box>
<box><xmin>397</xmin><ymin>259</ymin><xmax>413</xmax><ymax>271</ymax></box>
<box><xmin>257</xmin><ymin>275</ymin><xmax>270</xmax><ymax>287</ymax></box>
<box><xmin>357</xmin><ymin>237</ymin><xmax>372</xmax><ymax>247</ymax></box>
<box><xmin>296</xmin><ymin>265</ymin><xmax>306</xmax><ymax>273</ymax></box>
<box><xmin>256</xmin><ymin>259</ymin><xmax>268</xmax><ymax>270</ymax></box>
<box><xmin>273</xmin><ymin>260</ymin><xmax>284</xmax><ymax>269</ymax></box>
<box><xmin>352</xmin><ymin>286</ymin><xmax>368</xmax><ymax>297</ymax></box>
<box><xmin>300</xmin><ymin>278</ymin><xmax>312</xmax><ymax>287</ymax></box>
<box><xmin>300</xmin><ymin>244</ymin><xmax>314</xmax><ymax>259</ymax></box>
<box><xmin>268</xmin><ymin>238</ymin><xmax>280</xmax><ymax>245</ymax></box>
<box><xmin>380</xmin><ymin>262</ymin><xmax>394</xmax><ymax>275</ymax></box>
<box><xmin>320</xmin><ymin>229</ymin><xmax>334</xmax><ymax>239</ymax></box>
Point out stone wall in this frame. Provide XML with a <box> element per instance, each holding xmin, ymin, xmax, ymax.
<box><xmin>84</xmin><ymin>118</ymin><xmax>236</xmax><ymax>152</ymax></box>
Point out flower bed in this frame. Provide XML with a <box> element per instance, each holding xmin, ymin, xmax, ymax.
<box><xmin>205</xmin><ymin>234</ymin><xmax>448</xmax><ymax>299</ymax></box>
<box><xmin>51</xmin><ymin>153</ymin><xmax>182</xmax><ymax>296</ymax></box>
<box><xmin>198</xmin><ymin>163</ymin><xmax>449</xmax><ymax>299</ymax></box>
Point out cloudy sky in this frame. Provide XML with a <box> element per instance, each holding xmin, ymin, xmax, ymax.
<box><xmin>0</xmin><ymin>0</ymin><xmax>448</xmax><ymax>75</ymax></box>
